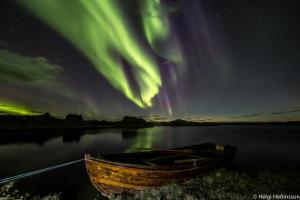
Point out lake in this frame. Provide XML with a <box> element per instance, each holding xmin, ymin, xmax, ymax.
<box><xmin>0</xmin><ymin>125</ymin><xmax>300</xmax><ymax>199</ymax></box>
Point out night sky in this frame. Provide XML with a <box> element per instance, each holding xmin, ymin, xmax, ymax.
<box><xmin>0</xmin><ymin>0</ymin><xmax>299</xmax><ymax>122</ymax></box>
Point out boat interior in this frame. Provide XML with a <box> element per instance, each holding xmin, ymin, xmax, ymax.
<box><xmin>99</xmin><ymin>143</ymin><xmax>229</xmax><ymax>166</ymax></box>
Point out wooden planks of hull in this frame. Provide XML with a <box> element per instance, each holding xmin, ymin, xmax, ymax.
<box><xmin>85</xmin><ymin>143</ymin><xmax>237</xmax><ymax>197</ymax></box>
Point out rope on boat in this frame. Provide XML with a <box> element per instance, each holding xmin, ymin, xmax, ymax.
<box><xmin>0</xmin><ymin>158</ymin><xmax>85</xmax><ymax>185</ymax></box>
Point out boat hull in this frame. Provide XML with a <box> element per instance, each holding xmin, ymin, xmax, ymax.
<box><xmin>85</xmin><ymin>144</ymin><xmax>236</xmax><ymax>197</ymax></box>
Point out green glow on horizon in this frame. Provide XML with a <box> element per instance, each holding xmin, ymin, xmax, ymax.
<box><xmin>0</xmin><ymin>104</ymin><xmax>42</xmax><ymax>116</ymax></box>
<box><xmin>19</xmin><ymin>0</ymin><xmax>161</xmax><ymax>108</ymax></box>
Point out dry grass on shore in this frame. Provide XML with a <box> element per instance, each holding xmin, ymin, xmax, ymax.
<box><xmin>109</xmin><ymin>169</ymin><xmax>300</xmax><ymax>200</ymax></box>
<box><xmin>0</xmin><ymin>182</ymin><xmax>60</xmax><ymax>200</ymax></box>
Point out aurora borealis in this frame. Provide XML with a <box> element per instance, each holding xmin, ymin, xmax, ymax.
<box><xmin>19</xmin><ymin>0</ymin><xmax>164</xmax><ymax>108</ymax></box>
<box><xmin>0</xmin><ymin>0</ymin><xmax>299</xmax><ymax>121</ymax></box>
<box><xmin>0</xmin><ymin>104</ymin><xmax>41</xmax><ymax>116</ymax></box>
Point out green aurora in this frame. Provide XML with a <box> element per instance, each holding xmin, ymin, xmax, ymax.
<box><xmin>18</xmin><ymin>0</ymin><xmax>173</xmax><ymax>108</ymax></box>
<box><xmin>140</xmin><ymin>0</ymin><xmax>169</xmax><ymax>47</ymax></box>
<box><xmin>0</xmin><ymin>104</ymin><xmax>42</xmax><ymax>116</ymax></box>
<box><xmin>140</xmin><ymin>0</ymin><xmax>184</xmax><ymax>67</ymax></box>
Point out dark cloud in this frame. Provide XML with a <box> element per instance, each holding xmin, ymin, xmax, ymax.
<box><xmin>0</xmin><ymin>40</ymin><xmax>8</xmax><ymax>48</ymax></box>
<box><xmin>229</xmin><ymin>116</ymin><xmax>241</xmax><ymax>119</ymax></box>
<box><xmin>185</xmin><ymin>117</ymin><xmax>213</xmax><ymax>122</ymax></box>
<box><xmin>269</xmin><ymin>109</ymin><xmax>300</xmax><ymax>115</ymax></box>
<box><xmin>198</xmin><ymin>118</ymin><xmax>213</xmax><ymax>122</ymax></box>
<box><xmin>230</xmin><ymin>109</ymin><xmax>300</xmax><ymax>120</ymax></box>
<box><xmin>151</xmin><ymin>116</ymin><xmax>168</xmax><ymax>121</ymax></box>
<box><xmin>0</xmin><ymin>49</ymin><xmax>63</xmax><ymax>83</ymax></box>
<box><xmin>289</xmin><ymin>109</ymin><xmax>300</xmax><ymax>113</ymax></box>
<box><xmin>0</xmin><ymin>49</ymin><xmax>76</xmax><ymax>100</ymax></box>
<box><xmin>242</xmin><ymin>113</ymin><xmax>265</xmax><ymax>118</ymax></box>
<box><xmin>0</xmin><ymin>49</ymin><xmax>80</xmax><ymax>116</ymax></box>
<box><xmin>269</xmin><ymin>112</ymin><xmax>285</xmax><ymax>115</ymax></box>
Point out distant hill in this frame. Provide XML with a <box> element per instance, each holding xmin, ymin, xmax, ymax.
<box><xmin>156</xmin><ymin>119</ymin><xmax>300</xmax><ymax>126</ymax></box>
<box><xmin>156</xmin><ymin>119</ymin><xmax>220</xmax><ymax>127</ymax></box>
<box><xmin>0</xmin><ymin>114</ymin><xmax>153</xmax><ymax>131</ymax></box>
<box><xmin>0</xmin><ymin>114</ymin><xmax>299</xmax><ymax>131</ymax></box>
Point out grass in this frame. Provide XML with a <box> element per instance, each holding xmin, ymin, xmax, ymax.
<box><xmin>109</xmin><ymin>169</ymin><xmax>300</xmax><ymax>200</ymax></box>
<box><xmin>0</xmin><ymin>182</ymin><xmax>60</xmax><ymax>200</ymax></box>
<box><xmin>1</xmin><ymin>169</ymin><xmax>299</xmax><ymax>200</ymax></box>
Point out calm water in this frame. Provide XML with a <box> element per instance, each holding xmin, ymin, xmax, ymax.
<box><xmin>0</xmin><ymin>126</ymin><xmax>300</xmax><ymax>199</ymax></box>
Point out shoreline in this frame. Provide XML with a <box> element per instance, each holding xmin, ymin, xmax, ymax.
<box><xmin>0</xmin><ymin>113</ymin><xmax>299</xmax><ymax>132</ymax></box>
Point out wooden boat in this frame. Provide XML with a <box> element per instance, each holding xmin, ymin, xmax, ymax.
<box><xmin>85</xmin><ymin>143</ymin><xmax>236</xmax><ymax>197</ymax></box>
